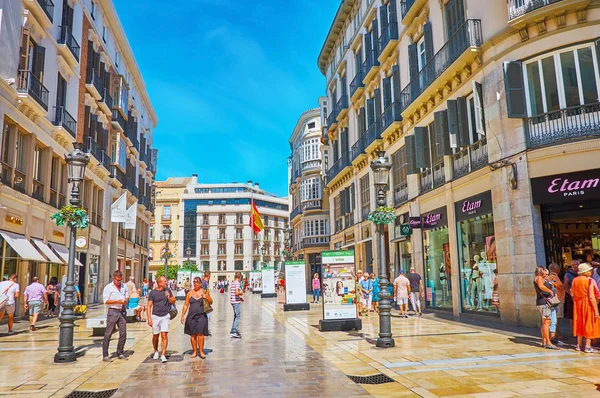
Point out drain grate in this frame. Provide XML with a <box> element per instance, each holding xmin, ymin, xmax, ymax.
<box><xmin>142</xmin><ymin>354</ymin><xmax>184</xmax><ymax>364</ymax></box>
<box><xmin>66</xmin><ymin>389</ymin><xmax>117</xmax><ymax>398</ymax></box>
<box><xmin>347</xmin><ymin>373</ymin><xmax>395</xmax><ymax>385</ymax></box>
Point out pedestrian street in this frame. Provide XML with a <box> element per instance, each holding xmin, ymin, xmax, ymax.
<box><xmin>2</xmin><ymin>292</ymin><xmax>600</xmax><ymax>397</ymax></box>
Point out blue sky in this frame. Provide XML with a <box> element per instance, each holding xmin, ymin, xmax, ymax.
<box><xmin>113</xmin><ymin>0</ymin><xmax>339</xmax><ymax>197</ymax></box>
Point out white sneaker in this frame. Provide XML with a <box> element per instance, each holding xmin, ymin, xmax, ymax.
<box><xmin>153</xmin><ymin>351</ymin><xmax>159</xmax><ymax>360</ymax></box>
<box><xmin>160</xmin><ymin>355</ymin><xmax>167</xmax><ymax>363</ymax></box>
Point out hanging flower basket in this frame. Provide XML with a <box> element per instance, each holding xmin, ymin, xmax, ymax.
<box><xmin>367</xmin><ymin>206</ymin><xmax>396</xmax><ymax>225</ymax></box>
<box><xmin>50</xmin><ymin>205</ymin><xmax>89</xmax><ymax>229</ymax></box>
<box><xmin>282</xmin><ymin>249</ymin><xmax>293</xmax><ymax>258</ymax></box>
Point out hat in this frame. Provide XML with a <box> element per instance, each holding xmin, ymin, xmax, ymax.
<box><xmin>399</xmin><ymin>269</ymin><xmax>405</xmax><ymax>274</ymax></box>
<box><xmin>578</xmin><ymin>263</ymin><xmax>593</xmax><ymax>275</ymax></box>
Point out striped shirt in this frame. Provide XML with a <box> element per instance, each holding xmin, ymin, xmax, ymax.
<box><xmin>230</xmin><ymin>280</ymin><xmax>241</xmax><ymax>304</ymax></box>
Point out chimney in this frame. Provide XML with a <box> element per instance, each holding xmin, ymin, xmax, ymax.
<box><xmin>247</xmin><ymin>180</ymin><xmax>253</xmax><ymax>186</ymax></box>
<box><xmin>191</xmin><ymin>174</ymin><xmax>198</xmax><ymax>184</ymax></box>
<box><xmin>254</xmin><ymin>182</ymin><xmax>260</xmax><ymax>190</ymax></box>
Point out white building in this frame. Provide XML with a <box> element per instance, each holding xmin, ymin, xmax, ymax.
<box><xmin>0</xmin><ymin>0</ymin><xmax>157</xmax><ymax>307</ymax></box>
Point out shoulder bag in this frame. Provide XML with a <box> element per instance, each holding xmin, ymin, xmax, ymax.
<box><xmin>0</xmin><ymin>283</ymin><xmax>15</xmax><ymax>310</ymax></box>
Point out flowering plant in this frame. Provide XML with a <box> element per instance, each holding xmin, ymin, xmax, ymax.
<box><xmin>367</xmin><ymin>206</ymin><xmax>396</xmax><ymax>225</ymax></box>
<box><xmin>282</xmin><ymin>249</ymin><xmax>293</xmax><ymax>259</ymax></box>
<box><xmin>50</xmin><ymin>205</ymin><xmax>89</xmax><ymax>229</ymax></box>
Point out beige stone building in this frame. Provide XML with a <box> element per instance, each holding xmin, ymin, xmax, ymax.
<box><xmin>318</xmin><ymin>0</ymin><xmax>600</xmax><ymax>326</ymax></box>
<box><xmin>288</xmin><ymin>98</ymin><xmax>331</xmax><ymax>289</ymax></box>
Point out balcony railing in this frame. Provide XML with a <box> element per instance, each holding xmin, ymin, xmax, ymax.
<box><xmin>382</xmin><ymin>101</ymin><xmax>402</xmax><ymax>132</ymax></box>
<box><xmin>37</xmin><ymin>0</ymin><xmax>54</xmax><ymax>21</ymax></box>
<box><xmin>101</xmin><ymin>88</ymin><xmax>113</xmax><ymax>109</ymax></box>
<box><xmin>83</xmin><ymin>136</ymin><xmax>101</xmax><ymax>162</ymax></box>
<box><xmin>327</xmin><ymin>109</ymin><xmax>338</xmax><ymax>128</ymax></box>
<box><xmin>400</xmin><ymin>19</ymin><xmax>483</xmax><ymax>113</ymax></box>
<box><xmin>419</xmin><ymin>168</ymin><xmax>433</xmax><ymax>194</ymax></box>
<box><xmin>365</xmin><ymin>121</ymin><xmax>381</xmax><ymax>148</ymax></box>
<box><xmin>112</xmin><ymin>109</ymin><xmax>126</xmax><ymax>131</ymax></box>
<box><xmin>303</xmin><ymin>236</ymin><xmax>329</xmax><ymax>248</ymax></box>
<box><xmin>99</xmin><ymin>150</ymin><xmax>111</xmax><ymax>171</ymax></box>
<box><xmin>524</xmin><ymin>103</ymin><xmax>600</xmax><ymax>148</ymax></box>
<box><xmin>335</xmin><ymin>94</ymin><xmax>349</xmax><ymax>119</ymax></box>
<box><xmin>301</xmin><ymin>200</ymin><xmax>322</xmax><ymax>211</ymax></box>
<box><xmin>290</xmin><ymin>206</ymin><xmax>301</xmax><ymax>220</ymax></box>
<box><xmin>351</xmin><ymin>135</ymin><xmax>366</xmax><ymax>161</ymax></box>
<box><xmin>401</xmin><ymin>0</ymin><xmax>416</xmax><ymax>20</ymax></box>
<box><xmin>379</xmin><ymin>21</ymin><xmax>399</xmax><ymax>54</ymax></box>
<box><xmin>17</xmin><ymin>70</ymin><xmax>49</xmax><ymax>110</ymax></box>
<box><xmin>58</xmin><ymin>25</ymin><xmax>80</xmax><ymax>61</ymax></box>
<box><xmin>507</xmin><ymin>0</ymin><xmax>563</xmax><ymax>20</ymax></box>
<box><xmin>470</xmin><ymin>138</ymin><xmax>488</xmax><ymax>171</ymax></box>
<box><xmin>393</xmin><ymin>181</ymin><xmax>408</xmax><ymax>206</ymax></box>
<box><xmin>53</xmin><ymin>106</ymin><xmax>76</xmax><ymax>137</ymax></box>
<box><xmin>350</xmin><ymin>69</ymin><xmax>364</xmax><ymax>98</ymax></box>
<box><xmin>86</xmin><ymin>68</ymin><xmax>103</xmax><ymax>94</ymax></box>
<box><xmin>361</xmin><ymin>51</ymin><xmax>379</xmax><ymax>80</ymax></box>
<box><xmin>302</xmin><ymin>160</ymin><xmax>321</xmax><ymax>172</ymax></box>
<box><xmin>326</xmin><ymin>151</ymin><xmax>350</xmax><ymax>184</ymax></box>
<box><xmin>433</xmin><ymin>160</ymin><xmax>446</xmax><ymax>188</ymax></box>
<box><xmin>452</xmin><ymin>147</ymin><xmax>470</xmax><ymax>180</ymax></box>
<box><xmin>112</xmin><ymin>166</ymin><xmax>126</xmax><ymax>185</ymax></box>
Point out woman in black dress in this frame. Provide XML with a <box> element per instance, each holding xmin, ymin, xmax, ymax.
<box><xmin>181</xmin><ymin>277</ymin><xmax>212</xmax><ymax>358</ymax></box>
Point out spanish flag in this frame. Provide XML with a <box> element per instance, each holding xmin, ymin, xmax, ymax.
<box><xmin>250</xmin><ymin>200</ymin><xmax>264</xmax><ymax>233</ymax></box>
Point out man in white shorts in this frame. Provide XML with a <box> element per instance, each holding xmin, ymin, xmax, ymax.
<box><xmin>0</xmin><ymin>274</ymin><xmax>20</xmax><ymax>334</ymax></box>
<box><xmin>147</xmin><ymin>276</ymin><xmax>176</xmax><ymax>363</ymax></box>
<box><xmin>393</xmin><ymin>270</ymin><xmax>411</xmax><ymax>318</ymax></box>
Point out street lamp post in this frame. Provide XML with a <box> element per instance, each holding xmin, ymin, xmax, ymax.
<box><xmin>370</xmin><ymin>151</ymin><xmax>395</xmax><ymax>349</ymax></box>
<box><xmin>261</xmin><ymin>245</ymin><xmax>267</xmax><ymax>268</ymax></box>
<box><xmin>163</xmin><ymin>225</ymin><xmax>172</xmax><ymax>278</ymax></box>
<box><xmin>55</xmin><ymin>142</ymin><xmax>89</xmax><ymax>363</ymax></box>
<box><xmin>284</xmin><ymin>227</ymin><xmax>292</xmax><ymax>261</ymax></box>
<box><xmin>185</xmin><ymin>246</ymin><xmax>192</xmax><ymax>264</ymax></box>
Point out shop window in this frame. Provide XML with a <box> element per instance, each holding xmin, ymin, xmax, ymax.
<box><xmin>523</xmin><ymin>44</ymin><xmax>600</xmax><ymax>116</ymax></box>
<box><xmin>422</xmin><ymin>207</ymin><xmax>452</xmax><ymax>310</ymax></box>
<box><xmin>0</xmin><ymin>238</ymin><xmax>19</xmax><ymax>280</ymax></box>
<box><xmin>234</xmin><ymin>260</ymin><xmax>243</xmax><ymax>270</ymax></box>
<box><xmin>202</xmin><ymin>261</ymin><xmax>210</xmax><ymax>271</ymax></box>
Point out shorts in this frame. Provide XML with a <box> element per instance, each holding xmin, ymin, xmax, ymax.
<box><xmin>537</xmin><ymin>305</ymin><xmax>551</xmax><ymax>319</ymax></box>
<box><xmin>397</xmin><ymin>296</ymin><xmax>408</xmax><ymax>305</ymax></box>
<box><xmin>151</xmin><ymin>314</ymin><xmax>171</xmax><ymax>334</ymax></box>
<box><xmin>28</xmin><ymin>300</ymin><xmax>42</xmax><ymax>315</ymax></box>
<box><xmin>2</xmin><ymin>303</ymin><xmax>15</xmax><ymax>315</ymax></box>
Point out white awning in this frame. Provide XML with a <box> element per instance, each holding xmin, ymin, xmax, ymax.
<box><xmin>32</xmin><ymin>239</ymin><xmax>64</xmax><ymax>264</ymax></box>
<box><xmin>0</xmin><ymin>231</ymin><xmax>47</xmax><ymax>262</ymax></box>
<box><xmin>341</xmin><ymin>237</ymin><xmax>373</xmax><ymax>249</ymax></box>
<box><xmin>49</xmin><ymin>242</ymin><xmax>84</xmax><ymax>267</ymax></box>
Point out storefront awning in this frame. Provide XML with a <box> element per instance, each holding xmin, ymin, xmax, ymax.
<box><xmin>341</xmin><ymin>237</ymin><xmax>372</xmax><ymax>249</ymax></box>
<box><xmin>49</xmin><ymin>243</ymin><xmax>83</xmax><ymax>267</ymax></box>
<box><xmin>0</xmin><ymin>231</ymin><xmax>47</xmax><ymax>262</ymax></box>
<box><xmin>32</xmin><ymin>239</ymin><xmax>64</xmax><ymax>264</ymax></box>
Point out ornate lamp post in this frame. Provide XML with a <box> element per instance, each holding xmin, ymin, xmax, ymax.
<box><xmin>370</xmin><ymin>151</ymin><xmax>394</xmax><ymax>348</ymax></box>
<box><xmin>162</xmin><ymin>225</ymin><xmax>172</xmax><ymax>278</ymax></box>
<box><xmin>55</xmin><ymin>142</ymin><xmax>89</xmax><ymax>363</ymax></box>
<box><xmin>185</xmin><ymin>246</ymin><xmax>192</xmax><ymax>263</ymax></box>
<box><xmin>261</xmin><ymin>245</ymin><xmax>267</xmax><ymax>268</ymax></box>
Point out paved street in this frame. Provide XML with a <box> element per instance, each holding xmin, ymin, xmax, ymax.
<box><xmin>2</xmin><ymin>292</ymin><xmax>600</xmax><ymax>397</ymax></box>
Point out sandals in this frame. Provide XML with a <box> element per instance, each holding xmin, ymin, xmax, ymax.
<box><xmin>544</xmin><ymin>344</ymin><xmax>560</xmax><ymax>350</ymax></box>
<box><xmin>584</xmin><ymin>347</ymin><xmax>597</xmax><ymax>353</ymax></box>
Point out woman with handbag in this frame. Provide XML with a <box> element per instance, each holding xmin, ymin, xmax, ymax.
<box><xmin>181</xmin><ymin>277</ymin><xmax>212</xmax><ymax>359</ymax></box>
<box><xmin>534</xmin><ymin>266</ymin><xmax>558</xmax><ymax>349</ymax></box>
<box><xmin>572</xmin><ymin>263</ymin><xmax>600</xmax><ymax>353</ymax></box>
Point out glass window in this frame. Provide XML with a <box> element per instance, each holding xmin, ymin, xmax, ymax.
<box><xmin>578</xmin><ymin>47</ymin><xmax>598</xmax><ymax>105</ymax></box>
<box><xmin>423</xmin><ymin>219</ymin><xmax>452</xmax><ymax>309</ymax></box>
<box><xmin>526</xmin><ymin>62</ymin><xmax>544</xmax><ymax>116</ymax></box>
<box><xmin>457</xmin><ymin>214</ymin><xmax>497</xmax><ymax>313</ymax></box>
<box><xmin>163</xmin><ymin>205</ymin><xmax>171</xmax><ymax>218</ymax></box>
<box><xmin>33</xmin><ymin>145</ymin><xmax>42</xmax><ymax>181</ymax></box>
<box><xmin>541</xmin><ymin>56</ymin><xmax>560</xmax><ymax>112</ymax></box>
<box><xmin>560</xmin><ymin>51</ymin><xmax>579</xmax><ymax>108</ymax></box>
<box><xmin>15</xmin><ymin>133</ymin><xmax>25</xmax><ymax>172</ymax></box>
<box><xmin>1</xmin><ymin>121</ymin><xmax>12</xmax><ymax>164</ymax></box>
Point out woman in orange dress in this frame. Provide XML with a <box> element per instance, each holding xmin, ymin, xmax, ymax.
<box><xmin>571</xmin><ymin>263</ymin><xmax>600</xmax><ymax>353</ymax></box>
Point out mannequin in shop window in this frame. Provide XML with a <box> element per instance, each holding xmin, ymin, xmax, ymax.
<box><xmin>439</xmin><ymin>263</ymin><xmax>449</xmax><ymax>305</ymax></box>
<box><xmin>480</xmin><ymin>251</ymin><xmax>494</xmax><ymax>310</ymax></box>
<box><xmin>469</xmin><ymin>255</ymin><xmax>484</xmax><ymax>311</ymax></box>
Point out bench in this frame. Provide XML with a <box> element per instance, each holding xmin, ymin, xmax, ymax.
<box><xmin>86</xmin><ymin>309</ymin><xmax>140</xmax><ymax>336</ymax></box>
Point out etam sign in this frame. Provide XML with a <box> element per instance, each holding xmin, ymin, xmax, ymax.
<box><xmin>531</xmin><ymin>170</ymin><xmax>600</xmax><ymax>205</ymax></box>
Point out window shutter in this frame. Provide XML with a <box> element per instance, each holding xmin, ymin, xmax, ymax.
<box><xmin>379</xmin><ymin>6</ymin><xmax>388</xmax><ymax>32</ymax></box>
<box><xmin>86</xmin><ymin>41</ymin><xmax>94</xmax><ymax>79</ymax></box>
<box><xmin>405</xmin><ymin>135</ymin><xmax>417</xmax><ymax>174</ymax></box>
<box><xmin>414</xmin><ymin>126</ymin><xmax>428</xmax><ymax>169</ymax></box>
<box><xmin>19</xmin><ymin>29</ymin><xmax>30</xmax><ymax>70</ymax></box>
<box><xmin>503</xmin><ymin>61</ymin><xmax>527</xmax><ymax>118</ymax></box>
<box><xmin>341</xmin><ymin>75</ymin><xmax>347</xmax><ymax>97</ymax></box>
<box><xmin>340</xmin><ymin>191</ymin><xmax>347</xmax><ymax>215</ymax></box>
<box><xmin>408</xmin><ymin>43</ymin><xmax>418</xmax><ymax>81</ymax></box>
<box><xmin>371</xmin><ymin>19</ymin><xmax>380</xmax><ymax>57</ymax></box>
<box><xmin>355</xmin><ymin>51</ymin><xmax>362</xmax><ymax>75</ymax></box>
<box><xmin>333</xmin><ymin>137</ymin><xmax>339</xmax><ymax>160</ymax></box>
<box><xmin>595</xmin><ymin>38</ymin><xmax>600</xmax><ymax>72</ymax></box>
<box><xmin>364</xmin><ymin>32</ymin><xmax>372</xmax><ymax>60</ymax></box>
<box><xmin>389</xmin><ymin>0</ymin><xmax>398</xmax><ymax>22</ymax></box>
<box><xmin>341</xmin><ymin>127</ymin><xmax>349</xmax><ymax>153</ymax></box>
<box><xmin>33</xmin><ymin>46</ymin><xmax>46</xmax><ymax>82</ymax></box>
<box><xmin>84</xmin><ymin>106</ymin><xmax>90</xmax><ymax>137</ymax></box>
<box><xmin>350</xmin><ymin>182</ymin><xmax>355</xmax><ymax>211</ymax></box>
<box><xmin>382</xmin><ymin>77</ymin><xmax>392</xmax><ymax>108</ymax></box>
<box><xmin>91</xmin><ymin>114</ymin><xmax>98</xmax><ymax>141</ymax></box>
<box><xmin>367</xmin><ymin>98</ymin><xmax>375</xmax><ymax>127</ymax></box>
<box><xmin>359</xmin><ymin>107</ymin><xmax>365</xmax><ymax>136</ymax></box>
<box><xmin>345</xmin><ymin>188</ymin><xmax>351</xmax><ymax>214</ymax></box>
<box><xmin>472</xmin><ymin>80</ymin><xmax>485</xmax><ymax>136</ymax></box>
<box><xmin>447</xmin><ymin>99</ymin><xmax>458</xmax><ymax>148</ymax></box>
<box><xmin>374</xmin><ymin>88</ymin><xmax>382</xmax><ymax>129</ymax></box>
<box><xmin>457</xmin><ymin>97</ymin><xmax>470</xmax><ymax>147</ymax></box>
<box><xmin>392</xmin><ymin>65</ymin><xmax>401</xmax><ymax>103</ymax></box>
<box><xmin>434</xmin><ymin>110</ymin><xmax>451</xmax><ymax>157</ymax></box>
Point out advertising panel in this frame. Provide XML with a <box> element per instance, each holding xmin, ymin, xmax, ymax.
<box><xmin>261</xmin><ymin>267</ymin><xmax>275</xmax><ymax>294</ymax></box>
<box><xmin>285</xmin><ymin>261</ymin><xmax>307</xmax><ymax>305</ymax></box>
<box><xmin>250</xmin><ymin>271</ymin><xmax>262</xmax><ymax>293</ymax></box>
<box><xmin>321</xmin><ymin>250</ymin><xmax>357</xmax><ymax>320</ymax></box>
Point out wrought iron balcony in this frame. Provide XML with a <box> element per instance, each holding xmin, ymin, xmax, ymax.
<box><xmin>86</xmin><ymin>68</ymin><xmax>103</xmax><ymax>97</ymax></box>
<box><xmin>350</xmin><ymin>134</ymin><xmax>366</xmax><ymax>161</ymax></box>
<box><xmin>433</xmin><ymin>161</ymin><xmax>446</xmax><ymax>189</ymax></box>
<box><xmin>524</xmin><ymin>103</ymin><xmax>600</xmax><ymax>148</ymax></box>
<box><xmin>361</xmin><ymin>51</ymin><xmax>379</xmax><ymax>83</ymax></box>
<box><xmin>301</xmin><ymin>200</ymin><xmax>322</xmax><ymax>212</ymax></box>
<box><xmin>303</xmin><ymin>236</ymin><xmax>329</xmax><ymax>248</ymax></box>
<box><xmin>452</xmin><ymin>147</ymin><xmax>470</xmax><ymax>180</ymax></box>
<box><xmin>100</xmin><ymin>88</ymin><xmax>113</xmax><ymax>109</ymax></box>
<box><xmin>100</xmin><ymin>150</ymin><xmax>112</xmax><ymax>171</ymax></box>
<box><xmin>83</xmin><ymin>136</ymin><xmax>101</xmax><ymax>163</ymax></box>
<box><xmin>326</xmin><ymin>151</ymin><xmax>350</xmax><ymax>184</ymax></box>
<box><xmin>393</xmin><ymin>181</ymin><xmax>408</xmax><ymax>206</ymax></box>
<box><xmin>290</xmin><ymin>206</ymin><xmax>301</xmax><ymax>220</ymax></box>
<box><xmin>401</xmin><ymin>0</ymin><xmax>416</xmax><ymax>20</ymax></box>
<box><xmin>301</xmin><ymin>160</ymin><xmax>321</xmax><ymax>172</ymax></box>
<box><xmin>507</xmin><ymin>0</ymin><xmax>563</xmax><ymax>20</ymax></box>
<box><xmin>111</xmin><ymin>109</ymin><xmax>126</xmax><ymax>131</ymax></box>
<box><xmin>399</xmin><ymin>19</ymin><xmax>483</xmax><ymax>113</ymax></box>
<box><xmin>379</xmin><ymin>21</ymin><xmax>399</xmax><ymax>60</ymax></box>
<box><xmin>350</xmin><ymin>69</ymin><xmax>364</xmax><ymax>99</ymax></box>
<box><xmin>364</xmin><ymin>121</ymin><xmax>382</xmax><ymax>148</ymax></box>
<box><xmin>327</xmin><ymin>109</ymin><xmax>338</xmax><ymax>130</ymax></box>
<box><xmin>112</xmin><ymin>166</ymin><xmax>126</xmax><ymax>186</ymax></box>
<box><xmin>381</xmin><ymin>101</ymin><xmax>402</xmax><ymax>132</ymax></box>
<box><xmin>470</xmin><ymin>138</ymin><xmax>488</xmax><ymax>171</ymax></box>
<box><xmin>53</xmin><ymin>106</ymin><xmax>76</xmax><ymax>137</ymax></box>
<box><xmin>58</xmin><ymin>25</ymin><xmax>80</xmax><ymax>61</ymax></box>
<box><xmin>17</xmin><ymin>70</ymin><xmax>49</xmax><ymax>110</ymax></box>
<box><xmin>419</xmin><ymin>168</ymin><xmax>433</xmax><ymax>194</ymax></box>
<box><xmin>36</xmin><ymin>0</ymin><xmax>54</xmax><ymax>22</ymax></box>
<box><xmin>335</xmin><ymin>94</ymin><xmax>349</xmax><ymax>121</ymax></box>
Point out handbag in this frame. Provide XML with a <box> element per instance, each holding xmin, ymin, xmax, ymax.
<box><xmin>203</xmin><ymin>298</ymin><xmax>213</xmax><ymax>314</ymax></box>
<box><xmin>169</xmin><ymin>303</ymin><xmax>178</xmax><ymax>320</ymax></box>
<box><xmin>546</xmin><ymin>295</ymin><xmax>561</xmax><ymax>307</ymax></box>
<box><xmin>0</xmin><ymin>283</ymin><xmax>14</xmax><ymax>310</ymax></box>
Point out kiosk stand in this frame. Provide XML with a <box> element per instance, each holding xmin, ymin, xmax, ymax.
<box><xmin>260</xmin><ymin>266</ymin><xmax>277</xmax><ymax>298</ymax></box>
<box><xmin>319</xmin><ymin>250</ymin><xmax>362</xmax><ymax>332</ymax></box>
<box><xmin>283</xmin><ymin>261</ymin><xmax>309</xmax><ymax>311</ymax></box>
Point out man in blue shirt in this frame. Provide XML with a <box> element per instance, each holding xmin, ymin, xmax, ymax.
<box><xmin>359</xmin><ymin>273</ymin><xmax>373</xmax><ymax>316</ymax></box>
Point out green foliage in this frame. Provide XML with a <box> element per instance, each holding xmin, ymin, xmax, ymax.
<box><xmin>367</xmin><ymin>206</ymin><xmax>396</xmax><ymax>225</ymax></box>
<box><xmin>181</xmin><ymin>261</ymin><xmax>198</xmax><ymax>272</ymax></box>
<box><xmin>50</xmin><ymin>205</ymin><xmax>89</xmax><ymax>229</ymax></box>
<box><xmin>156</xmin><ymin>265</ymin><xmax>178</xmax><ymax>280</ymax></box>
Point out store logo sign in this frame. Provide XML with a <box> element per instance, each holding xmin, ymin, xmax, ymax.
<box><xmin>461</xmin><ymin>199</ymin><xmax>482</xmax><ymax>215</ymax></box>
<box><xmin>409</xmin><ymin>217</ymin><xmax>421</xmax><ymax>229</ymax></box>
<box><xmin>547</xmin><ymin>177</ymin><xmax>599</xmax><ymax>197</ymax></box>
<box><xmin>424</xmin><ymin>213</ymin><xmax>442</xmax><ymax>225</ymax></box>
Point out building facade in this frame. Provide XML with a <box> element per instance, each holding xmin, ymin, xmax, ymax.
<box><xmin>153</xmin><ymin>177</ymin><xmax>289</xmax><ymax>284</ymax></box>
<box><xmin>288</xmin><ymin>99</ymin><xmax>331</xmax><ymax>289</ymax></box>
<box><xmin>318</xmin><ymin>0</ymin><xmax>600</xmax><ymax>327</ymax></box>
<box><xmin>0</xmin><ymin>0</ymin><xmax>157</xmax><ymax>308</ymax></box>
